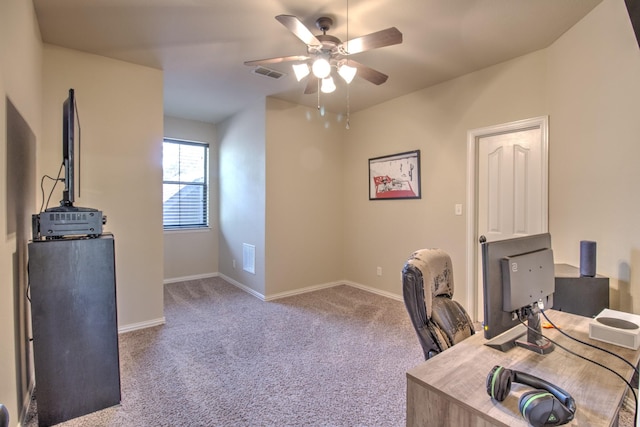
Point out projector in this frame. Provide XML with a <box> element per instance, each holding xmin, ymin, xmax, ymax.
<box><xmin>589</xmin><ymin>309</ymin><xmax>640</xmax><ymax>350</ymax></box>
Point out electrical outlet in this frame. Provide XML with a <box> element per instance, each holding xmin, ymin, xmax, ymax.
<box><xmin>377</xmin><ymin>266</ymin><xmax>382</xmax><ymax>276</ymax></box>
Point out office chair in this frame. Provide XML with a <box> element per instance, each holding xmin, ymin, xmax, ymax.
<box><xmin>0</xmin><ymin>403</ymin><xmax>8</xmax><ymax>427</ymax></box>
<box><xmin>402</xmin><ymin>248</ymin><xmax>475</xmax><ymax>360</ymax></box>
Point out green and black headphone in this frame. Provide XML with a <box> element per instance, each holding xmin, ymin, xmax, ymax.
<box><xmin>486</xmin><ymin>365</ymin><xmax>576</xmax><ymax>426</ymax></box>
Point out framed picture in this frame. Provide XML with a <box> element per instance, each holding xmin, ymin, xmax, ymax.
<box><xmin>369</xmin><ymin>150</ymin><xmax>421</xmax><ymax>200</ymax></box>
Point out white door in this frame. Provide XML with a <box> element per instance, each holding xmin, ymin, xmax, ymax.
<box><xmin>466</xmin><ymin>117</ymin><xmax>548</xmax><ymax>322</ymax></box>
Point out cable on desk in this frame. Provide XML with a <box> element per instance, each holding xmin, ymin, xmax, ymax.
<box><xmin>541</xmin><ymin>309</ymin><xmax>639</xmax><ymax>376</ymax></box>
<box><xmin>518</xmin><ymin>315</ymin><xmax>638</xmax><ymax>424</ymax></box>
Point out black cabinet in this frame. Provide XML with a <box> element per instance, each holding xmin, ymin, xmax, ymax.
<box><xmin>28</xmin><ymin>234</ymin><xmax>120</xmax><ymax>427</ymax></box>
<box><xmin>553</xmin><ymin>263</ymin><xmax>609</xmax><ymax>318</ymax></box>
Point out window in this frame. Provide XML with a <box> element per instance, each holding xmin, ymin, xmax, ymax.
<box><xmin>163</xmin><ymin>138</ymin><xmax>209</xmax><ymax>229</ymax></box>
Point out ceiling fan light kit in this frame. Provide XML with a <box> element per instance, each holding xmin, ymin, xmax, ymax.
<box><xmin>321</xmin><ymin>76</ymin><xmax>336</xmax><ymax>94</ymax></box>
<box><xmin>244</xmin><ymin>14</ymin><xmax>403</xmax><ymax>94</ymax></box>
<box><xmin>337</xmin><ymin>63</ymin><xmax>357</xmax><ymax>84</ymax></box>
<box><xmin>311</xmin><ymin>57</ymin><xmax>332</xmax><ymax>79</ymax></box>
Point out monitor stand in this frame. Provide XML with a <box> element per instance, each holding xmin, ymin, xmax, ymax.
<box><xmin>485</xmin><ymin>323</ymin><xmax>527</xmax><ymax>352</ymax></box>
<box><xmin>515</xmin><ymin>310</ymin><xmax>554</xmax><ymax>354</ymax></box>
<box><xmin>484</xmin><ymin>309</ymin><xmax>554</xmax><ymax>354</ymax></box>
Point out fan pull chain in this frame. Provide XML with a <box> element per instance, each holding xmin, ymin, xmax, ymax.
<box><xmin>346</xmin><ymin>0</ymin><xmax>351</xmax><ymax>129</ymax></box>
<box><xmin>346</xmin><ymin>92</ymin><xmax>350</xmax><ymax>130</ymax></box>
<box><xmin>346</xmin><ymin>0</ymin><xmax>350</xmax><ymax>54</ymax></box>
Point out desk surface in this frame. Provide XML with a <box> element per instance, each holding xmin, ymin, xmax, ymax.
<box><xmin>406</xmin><ymin>310</ymin><xmax>640</xmax><ymax>427</ymax></box>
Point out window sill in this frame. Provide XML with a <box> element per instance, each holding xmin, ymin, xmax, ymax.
<box><xmin>163</xmin><ymin>227</ymin><xmax>212</xmax><ymax>234</ymax></box>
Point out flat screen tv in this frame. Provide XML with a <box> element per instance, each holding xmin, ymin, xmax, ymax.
<box><xmin>32</xmin><ymin>88</ymin><xmax>105</xmax><ymax>240</ymax></box>
<box><xmin>61</xmin><ymin>88</ymin><xmax>75</xmax><ymax>207</ymax></box>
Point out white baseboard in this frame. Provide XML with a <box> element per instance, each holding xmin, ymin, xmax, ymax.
<box><xmin>217</xmin><ymin>273</ymin><xmax>266</xmax><ymax>300</ymax></box>
<box><xmin>264</xmin><ymin>281</ymin><xmax>345</xmax><ymax>301</ymax></box>
<box><xmin>215</xmin><ymin>273</ymin><xmax>403</xmax><ymax>303</ymax></box>
<box><xmin>165</xmin><ymin>273</ymin><xmax>403</xmax><ymax>304</ymax></box>
<box><xmin>118</xmin><ymin>317</ymin><xmax>166</xmax><ymax>334</ymax></box>
<box><xmin>343</xmin><ymin>280</ymin><xmax>403</xmax><ymax>302</ymax></box>
<box><xmin>163</xmin><ymin>272</ymin><xmax>218</xmax><ymax>284</ymax></box>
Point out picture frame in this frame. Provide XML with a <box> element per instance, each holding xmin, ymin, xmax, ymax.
<box><xmin>368</xmin><ymin>150</ymin><xmax>421</xmax><ymax>200</ymax></box>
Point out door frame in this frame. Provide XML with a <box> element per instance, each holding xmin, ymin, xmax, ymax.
<box><xmin>465</xmin><ymin>116</ymin><xmax>549</xmax><ymax>321</ymax></box>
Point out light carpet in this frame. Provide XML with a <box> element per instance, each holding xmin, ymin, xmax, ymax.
<box><xmin>23</xmin><ymin>276</ymin><xmax>637</xmax><ymax>426</ymax></box>
<box><xmin>25</xmin><ymin>277</ymin><xmax>423</xmax><ymax>426</ymax></box>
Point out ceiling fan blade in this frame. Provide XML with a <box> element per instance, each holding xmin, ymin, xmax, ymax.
<box><xmin>342</xmin><ymin>27</ymin><xmax>403</xmax><ymax>55</ymax></box>
<box><xmin>347</xmin><ymin>60</ymin><xmax>389</xmax><ymax>85</ymax></box>
<box><xmin>304</xmin><ymin>76</ymin><xmax>319</xmax><ymax>94</ymax></box>
<box><xmin>276</xmin><ymin>15</ymin><xmax>322</xmax><ymax>47</ymax></box>
<box><xmin>244</xmin><ymin>55</ymin><xmax>310</xmax><ymax>66</ymax></box>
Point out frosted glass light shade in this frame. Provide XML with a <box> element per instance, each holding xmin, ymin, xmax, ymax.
<box><xmin>321</xmin><ymin>76</ymin><xmax>336</xmax><ymax>93</ymax></box>
<box><xmin>292</xmin><ymin>63</ymin><xmax>310</xmax><ymax>81</ymax></box>
<box><xmin>338</xmin><ymin>64</ymin><xmax>357</xmax><ymax>84</ymax></box>
<box><xmin>312</xmin><ymin>58</ymin><xmax>331</xmax><ymax>79</ymax></box>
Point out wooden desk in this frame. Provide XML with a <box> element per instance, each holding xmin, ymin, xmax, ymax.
<box><xmin>406</xmin><ymin>310</ymin><xmax>639</xmax><ymax>426</ymax></box>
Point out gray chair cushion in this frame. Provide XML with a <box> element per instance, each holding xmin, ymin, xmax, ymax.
<box><xmin>402</xmin><ymin>248</ymin><xmax>475</xmax><ymax>359</ymax></box>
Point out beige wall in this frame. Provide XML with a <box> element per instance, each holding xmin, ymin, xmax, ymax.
<box><xmin>546</xmin><ymin>0</ymin><xmax>640</xmax><ymax>312</ymax></box>
<box><xmin>1</xmin><ymin>0</ymin><xmax>43</xmax><ymax>421</ymax></box>
<box><xmin>2</xmin><ymin>5</ymin><xmax>165</xmax><ymax>420</ymax></box>
<box><xmin>343</xmin><ymin>50</ymin><xmax>549</xmax><ymax>307</ymax></box>
<box><xmin>216</xmin><ymin>98</ymin><xmax>347</xmax><ymax>299</ymax></box>
<box><xmin>341</xmin><ymin>0</ymin><xmax>640</xmax><ymax>314</ymax></box>
<box><xmin>42</xmin><ymin>46</ymin><xmax>165</xmax><ymax>329</ymax></box>
<box><xmin>221</xmin><ymin>0</ymin><xmax>639</xmax><ymax>313</ymax></box>
<box><xmin>265</xmin><ymin>98</ymin><xmax>346</xmax><ymax>297</ymax></box>
<box><xmin>218</xmin><ymin>99</ymin><xmax>267</xmax><ymax>296</ymax></box>
<box><xmin>163</xmin><ymin>116</ymin><xmax>219</xmax><ymax>281</ymax></box>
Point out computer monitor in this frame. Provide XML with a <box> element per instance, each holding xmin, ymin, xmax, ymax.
<box><xmin>480</xmin><ymin>233</ymin><xmax>556</xmax><ymax>354</ymax></box>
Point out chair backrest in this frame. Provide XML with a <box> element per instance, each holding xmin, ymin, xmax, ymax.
<box><xmin>402</xmin><ymin>248</ymin><xmax>475</xmax><ymax>359</ymax></box>
<box><xmin>0</xmin><ymin>403</ymin><xmax>8</xmax><ymax>427</ymax></box>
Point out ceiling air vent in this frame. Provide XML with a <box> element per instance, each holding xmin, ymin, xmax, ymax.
<box><xmin>251</xmin><ymin>66</ymin><xmax>286</xmax><ymax>80</ymax></box>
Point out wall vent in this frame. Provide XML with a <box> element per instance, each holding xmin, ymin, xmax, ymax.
<box><xmin>251</xmin><ymin>66</ymin><xmax>286</xmax><ymax>80</ymax></box>
<box><xmin>243</xmin><ymin>243</ymin><xmax>256</xmax><ymax>274</ymax></box>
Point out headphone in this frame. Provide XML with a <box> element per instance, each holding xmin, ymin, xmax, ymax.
<box><xmin>486</xmin><ymin>365</ymin><xmax>576</xmax><ymax>426</ymax></box>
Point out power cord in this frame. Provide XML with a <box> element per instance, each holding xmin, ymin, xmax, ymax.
<box><xmin>541</xmin><ymin>309</ymin><xmax>638</xmax><ymax>376</ymax></box>
<box><xmin>39</xmin><ymin>162</ymin><xmax>64</xmax><ymax>213</ymax></box>
<box><xmin>25</xmin><ymin>261</ymin><xmax>31</xmax><ymax>303</ymax></box>
<box><xmin>518</xmin><ymin>313</ymin><xmax>638</xmax><ymax>423</ymax></box>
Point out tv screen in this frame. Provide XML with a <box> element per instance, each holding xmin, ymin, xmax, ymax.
<box><xmin>62</xmin><ymin>88</ymin><xmax>75</xmax><ymax>206</ymax></box>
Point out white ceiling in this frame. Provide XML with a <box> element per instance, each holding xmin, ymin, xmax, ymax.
<box><xmin>33</xmin><ymin>0</ymin><xmax>602</xmax><ymax>124</ymax></box>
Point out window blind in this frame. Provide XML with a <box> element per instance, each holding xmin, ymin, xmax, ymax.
<box><xmin>162</xmin><ymin>139</ymin><xmax>209</xmax><ymax>229</ymax></box>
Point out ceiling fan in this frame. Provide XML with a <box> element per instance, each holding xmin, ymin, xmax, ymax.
<box><xmin>244</xmin><ymin>15</ymin><xmax>403</xmax><ymax>94</ymax></box>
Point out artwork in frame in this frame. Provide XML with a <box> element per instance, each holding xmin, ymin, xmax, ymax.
<box><xmin>369</xmin><ymin>150</ymin><xmax>421</xmax><ymax>200</ymax></box>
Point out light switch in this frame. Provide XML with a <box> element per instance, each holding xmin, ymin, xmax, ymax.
<box><xmin>455</xmin><ymin>204</ymin><xmax>463</xmax><ymax>216</ymax></box>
